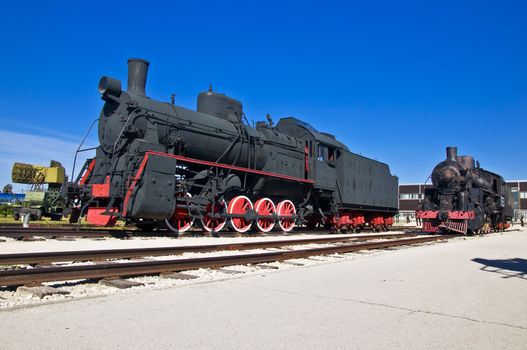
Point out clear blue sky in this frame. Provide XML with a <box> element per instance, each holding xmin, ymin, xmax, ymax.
<box><xmin>0</xmin><ymin>0</ymin><xmax>526</xmax><ymax>190</ymax></box>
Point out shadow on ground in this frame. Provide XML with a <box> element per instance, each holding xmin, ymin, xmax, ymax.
<box><xmin>472</xmin><ymin>258</ymin><xmax>527</xmax><ymax>280</ymax></box>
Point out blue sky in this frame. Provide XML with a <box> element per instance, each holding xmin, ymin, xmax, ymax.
<box><xmin>1</xmin><ymin>1</ymin><xmax>526</xmax><ymax>191</ymax></box>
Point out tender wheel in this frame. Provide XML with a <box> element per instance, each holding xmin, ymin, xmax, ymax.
<box><xmin>277</xmin><ymin>200</ymin><xmax>296</xmax><ymax>232</ymax></box>
<box><xmin>201</xmin><ymin>200</ymin><xmax>227</xmax><ymax>233</ymax></box>
<box><xmin>254</xmin><ymin>198</ymin><xmax>276</xmax><ymax>233</ymax></box>
<box><xmin>228</xmin><ymin>195</ymin><xmax>253</xmax><ymax>233</ymax></box>
<box><xmin>165</xmin><ymin>193</ymin><xmax>194</xmax><ymax>234</ymax></box>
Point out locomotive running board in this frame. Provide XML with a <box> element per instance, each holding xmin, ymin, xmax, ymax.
<box><xmin>439</xmin><ymin>220</ymin><xmax>468</xmax><ymax>234</ymax></box>
<box><xmin>148</xmin><ymin>151</ymin><xmax>315</xmax><ymax>184</ymax></box>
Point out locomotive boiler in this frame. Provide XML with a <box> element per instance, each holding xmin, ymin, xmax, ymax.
<box><xmin>69</xmin><ymin>58</ymin><xmax>398</xmax><ymax>234</ymax></box>
<box><xmin>416</xmin><ymin>147</ymin><xmax>513</xmax><ymax>234</ymax></box>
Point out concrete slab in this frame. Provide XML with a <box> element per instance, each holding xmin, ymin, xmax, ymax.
<box><xmin>160</xmin><ymin>272</ymin><xmax>199</xmax><ymax>280</ymax></box>
<box><xmin>16</xmin><ymin>286</ymin><xmax>70</xmax><ymax>299</ymax></box>
<box><xmin>20</xmin><ymin>237</ymin><xmax>45</xmax><ymax>242</ymax></box>
<box><xmin>255</xmin><ymin>264</ymin><xmax>280</xmax><ymax>269</ymax></box>
<box><xmin>1</xmin><ymin>230</ymin><xmax>527</xmax><ymax>349</ymax></box>
<box><xmin>307</xmin><ymin>256</ymin><xmax>327</xmax><ymax>261</ymax></box>
<box><xmin>98</xmin><ymin>279</ymin><xmax>143</xmax><ymax>289</ymax></box>
<box><xmin>219</xmin><ymin>269</ymin><xmax>245</xmax><ymax>274</ymax></box>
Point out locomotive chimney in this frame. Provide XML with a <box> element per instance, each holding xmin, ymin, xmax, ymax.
<box><xmin>446</xmin><ymin>146</ymin><xmax>457</xmax><ymax>161</ymax></box>
<box><xmin>127</xmin><ymin>58</ymin><xmax>150</xmax><ymax>97</ymax></box>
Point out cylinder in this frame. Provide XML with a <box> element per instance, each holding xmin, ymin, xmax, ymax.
<box><xmin>446</xmin><ymin>146</ymin><xmax>458</xmax><ymax>161</ymax></box>
<box><xmin>127</xmin><ymin>58</ymin><xmax>150</xmax><ymax>97</ymax></box>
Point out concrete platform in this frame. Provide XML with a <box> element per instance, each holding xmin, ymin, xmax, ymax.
<box><xmin>1</xmin><ymin>231</ymin><xmax>526</xmax><ymax>349</ymax></box>
<box><xmin>16</xmin><ymin>286</ymin><xmax>70</xmax><ymax>298</ymax></box>
<box><xmin>98</xmin><ymin>278</ymin><xmax>144</xmax><ymax>289</ymax></box>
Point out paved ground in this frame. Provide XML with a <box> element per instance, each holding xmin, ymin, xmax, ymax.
<box><xmin>1</xmin><ymin>230</ymin><xmax>526</xmax><ymax>349</ymax></box>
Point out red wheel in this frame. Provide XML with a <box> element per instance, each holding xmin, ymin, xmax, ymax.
<box><xmin>201</xmin><ymin>200</ymin><xmax>227</xmax><ymax>232</ymax></box>
<box><xmin>277</xmin><ymin>200</ymin><xmax>296</xmax><ymax>232</ymax></box>
<box><xmin>254</xmin><ymin>198</ymin><xmax>276</xmax><ymax>232</ymax></box>
<box><xmin>165</xmin><ymin>193</ymin><xmax>194</xmax><ymax>234</ymax></box>
<box><xmin>228</xmin><ymin>195</ymin><xmax>253</xmax><ymax>233</ymax></box>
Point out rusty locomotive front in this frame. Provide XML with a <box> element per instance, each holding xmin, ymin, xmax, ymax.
<box><xmin>417</xmin><ymin>147</ymin><xmax>513</xmax><ymax>234</ymax></box>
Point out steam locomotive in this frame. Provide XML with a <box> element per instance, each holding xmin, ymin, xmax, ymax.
<box><xmin>69</xmin><ymin>58</ymin><xmax>398</xmax><ymax>233</ymax></box>
<box><xmin>416</xmin><ymin>147</ymin><xmax>513</xmax><ymax>234</ymax></box>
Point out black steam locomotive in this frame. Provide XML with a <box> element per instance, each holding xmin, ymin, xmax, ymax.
<box><xmin>416</xmin><ymin>147</ymin><xmax>513</xmax><ymax>234</ymax></box>
<box><xmin>69</xmin><ymin>58</ymin><xmax>398</xmax><ymax>233</ymax></box>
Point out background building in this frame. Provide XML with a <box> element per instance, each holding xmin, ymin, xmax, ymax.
<box><xmin>506</xmin><ymin>180</ymin><xmax>527</xmax><ymax>221</ymax></box>
<box><xmin>398</xmin><ymin>181</ymin><xmax>527</xmax><ymax>223</ymax></box>
<box><xmin>397</xmin><ymin>184</ymin><xmax>432</xmax><ymax>223</ymax></box>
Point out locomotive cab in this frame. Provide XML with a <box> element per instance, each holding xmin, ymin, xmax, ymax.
<box><xmin>273</xmin><ymin>117</ymin><xmax>398</xmax><ymax>230</ymax></box>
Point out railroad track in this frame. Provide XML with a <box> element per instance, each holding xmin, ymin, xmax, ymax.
<box><xmin>0</xmin><ymin>234</ymin><xmax>445</xmax><ymax>287</ymax></box>
<box><xmin>0</xmin><ymin>227</ymin><xmax>134</xmax><ymax>239</ymax></box>
<box><xmin>0</xmin><ymin>233</ymin><xmax>418</xmax><ymax>265</ymax></box>
<box><xmin>0</xmin><ymin>225</ymin><xmax>415</xmax><ymax>240</ymax></box>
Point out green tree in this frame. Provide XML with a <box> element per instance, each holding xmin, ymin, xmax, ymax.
<box><xmin>2</xmin><ymin>184</ymin><xmax>13</xmax><ymax>194</ymax></box>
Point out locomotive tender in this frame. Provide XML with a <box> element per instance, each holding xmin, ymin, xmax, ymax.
<box><xmin>416</xmin><ymin>147</ymin><xmax>513</xmax><ymax>234</ymax></box>
<box><xmin>70</xmin><ymin>58</ymin><xmax>398</xmax><ymax>233</ymax></box>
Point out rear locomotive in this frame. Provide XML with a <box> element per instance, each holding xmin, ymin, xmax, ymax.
<box><xmin>68</xmin><ymin>58</ymin><xmax>398</xmax><ymax>233</ymax></box>
<box><xmin>416</xmin><ymin>147</ymin><xmax>513</xmax><ymax>234</ymax></box>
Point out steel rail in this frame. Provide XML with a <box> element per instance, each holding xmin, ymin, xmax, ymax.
<box><xmin>0</xmin><ymin>228</ymin><xmax>112</xmax><ymax>232</ymax></box>
<box><xmin>0</xmin><ymin>227</ymin><xmax>135</xmax><ymax>239</ymax></box>
<box><xmin>0</xmin><ymin>236</ymin><xmax>445</xmax><ymax>287</ymax></box>
<box><xmin>0</xmin><ymin>233</ymin><xmax>418</xmax><ymax>265</ymax></box>
<box><xmin>0</xmin><ymin>221</ymin><xmax>120</xmax><ymax>231</ymax></box>
<box><xmin>0</xmin><ymin>226</ymin><xmax>413</xmax><ymax>239</ymax></box>
<box><xmin>0</xmin><ymin>224</ymin><xmax>414</xmax><ymax>231</ymax></box>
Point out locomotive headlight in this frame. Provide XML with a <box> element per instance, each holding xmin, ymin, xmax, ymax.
<box><xmin>98</xmin><ymin>76</ymin><xmax>122</xmax><ymax>97</ymax></box>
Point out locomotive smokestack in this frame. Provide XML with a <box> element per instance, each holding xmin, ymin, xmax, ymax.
<box><xmin>127</xmin><ymin>58</ymin><xmax>149</xmax><ymax>97</ymax></box>
<box><xmin>446</xmin><ymin>147</ymin><xmax>457</xmax><ymax>161</ymax></box>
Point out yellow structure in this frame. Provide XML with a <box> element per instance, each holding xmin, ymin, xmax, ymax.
<box><xmin>11</xmin><ymin>161</ymin><xmax>65</xmax><ymax>184</ymax></box>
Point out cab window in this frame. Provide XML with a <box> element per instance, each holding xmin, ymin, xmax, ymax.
<box><xmin>317</xmin><ymin>143</ymin><xmax>338</xmax><ymax>165</ymax></box>
<box><xmin>317</xmin><ymin>144</ymin><xmax>327</xmax><ymax>161</ymax></box>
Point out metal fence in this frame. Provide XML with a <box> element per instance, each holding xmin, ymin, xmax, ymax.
<box><xmin>0</xmin><ymin>193</ymin><xmax>25</xmax><ymax>204</ymax></box>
